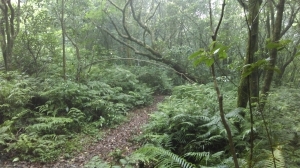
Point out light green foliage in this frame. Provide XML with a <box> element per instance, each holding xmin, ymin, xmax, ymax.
<box><xmin>13</xmin><ymin>5</ymin><xmax>60</xmax><ymax>75</ymax></box>
<box><xmin>26</xmin><ymin>117</ymin><xmax>73</xmax><ymax>134</ymax></box>
<box><xmin>254</xmin><ymin>146</ymin><xmax>285</xmax><ymax>168</ymax></box>
<box><xmin>0</xmin><ymin>71</ymin><xmax>35</xmax><ymax>120</ymax></box>
<box><xmin>135</xmin><ymin>84</ymin><xmax>244</xmax><ymax>167</ymax></box>
<box><xmin>0</xmin><ymin>69</ymin><xmax>153</xmax><ymax>162</ymax></box>
<box><xmin>266</xmin><ymin>39</ymin><xmax>292</xmax><ymax>51</ymax></box>
<box><xmin>135</xmin><ymin>145</ymin><xmax>196</xmax><ymax>168</ymax></box>
<box><xmin>37</xmin><ymin>67</ymin><xmax>152</xmax><ymax>125</ymax></box>
<box><xmin>189</xmin><ymin>41</ymin><xmax>228</xmax><ymax>67</ymax></box>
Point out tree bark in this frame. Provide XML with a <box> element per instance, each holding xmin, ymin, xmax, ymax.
<box><xmin>237</xmin><ymin>0</ymin><xmax>261</xmax><ymax>108</ymax></box>
<box><xmin>101</xmin><ymin>0</ymin><xmax>200</xmax><ymax>83</ymax></box>
<box><xmin>259</xmin><ymin>0</ymin><xmax>285</xmax><ymax>111</ymax></box>
<box><xmin>61</xmin><ymin>0</ymin><xmax>66</xmax><ymax>80</ymax></box>
<box><xmin>209</xmin><ymin>1</ymin><xmax>239</xmax><ymax>167</ymax></box>
<box><xmin>65</xmin><ymin>31</ymin><xmax>81</xmax><ymax>82</ymax></box>
<box><xmin>0</xmin><ymin>0</ymin><xmax>20</xmax><ymax>71</ymax></box>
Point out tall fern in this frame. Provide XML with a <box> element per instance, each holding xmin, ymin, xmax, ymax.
<box><xmin>135</xmin><ymin>145</ymin><xmax>196</xmax><ymax>168</ymax></box>
<box><xmin>254</xmin><ymin>146</ymin><xmax>285</xmax><ymax>168</ymax></box>
<box><xmin>137</xmin><ymin>84</ymin><xmax>244</xmax><ymax>166</ymax></box>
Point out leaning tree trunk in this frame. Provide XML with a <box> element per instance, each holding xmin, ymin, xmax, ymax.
<box><xmin>100</xmin><ymin>0</ymin><xmax>199</xmax><ymax>83</ymax></box>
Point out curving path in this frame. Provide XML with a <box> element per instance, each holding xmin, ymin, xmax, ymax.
<box><xmin>1</xmin><ymin>96</ymin><xmax>165</xmax><ymax>168</ymax></box>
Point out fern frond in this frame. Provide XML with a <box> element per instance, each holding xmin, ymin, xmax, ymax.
<box><xmin>225</xmin><ymin>108</ymin><xmax>244</xmax><ymax>121</ymax></box>
<box><xmin>136</xmin><ymin>145</ymin><xmax>196</xmax><ymax>168</ymax></box>
<box><xmin>255</xmin><ymin>146</ymin><xmax>285</xmax><ymax>168</ymax></box>
<box><xmin>264</xmin><ymin>146</ymin><xmax>285</xmax><ymax>168</ymax></box>
<box><xmin>184</xmin><ymin>151</ymin><xmax>210</xmax><ymax>161</ymax></box>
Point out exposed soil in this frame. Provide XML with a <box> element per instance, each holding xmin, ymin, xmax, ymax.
<box><xmin>0</xmin><ymin>96</ymin><xmax>165</xmax><ymax>168</ymax></box>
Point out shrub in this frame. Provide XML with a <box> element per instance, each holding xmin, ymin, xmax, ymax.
<box><xmin>135</xmin><ymin>84</ymin><xmax>244</xmax><ymax>167</ymax></box>
<box><xmin>130</xmin><ymin>66</ymin><xmax>174</xmax><ymax>94</ymax></box>
<box><xmin>0</xmin><ymin>68</ymin><xmax>153</xmax><ymax>162</ymax></box>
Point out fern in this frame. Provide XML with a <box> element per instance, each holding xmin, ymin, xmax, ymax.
<box><xmin>254</xmin><ymin>146</ymin><xmax>285</xmax><ymax>168</ymax></box>
<box><xmin>0</xmin><ymin>120</ymin><xmax>15</xmax><ymax>146</ymax></box>
<box><xmin>135</xmin><ymin>145</ymin><xmax>196</xmax><ymax>168</ymax></box>
<box><xmin>137</xmin><ymin>84</ymin><xmax>245</xmax><ymax>166</ymax></box>
<box><xmin>26</xmin><ymin>117</ymin><xmax>73</xmax><ymax>134</ymax></box>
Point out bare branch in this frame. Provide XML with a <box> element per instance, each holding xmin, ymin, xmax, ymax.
<box><xmin>129</xmin><ymin>0</ymin><xmax>152</xmax><ymax>40</ymax></box>
<box><xmin>7</xmin><ymin>0</ymin><xmax>14</xmax><ymax>37</ymax></box>
<box><xmin>107</xmin><ymin>0</ymin><xmax>122</xmax><ymax>11</ymax></box>
<box><xmin>237</xmin><ymin>0</ymin><xmax>248</xmax><ymax>9</ymax></box>
<box><xmin>145</xmin><ymin>2</ymin><xmax>160</xmax><ymax>23</ymax></box>
<box><xmin>213</xmin><ymin>1</ymin><xmax>226</xmax><ymax>39</ymax></box>
<box><xmin>101</xmin><ymin>0</ymin><xmax>200</xmax><ymax>82</ymax></box>
<box><xmin>280</xmin><ymin>5</ymin><xmax>300</xmax><ymax>38</ymax></box>
<box><xmin>122</xmin><ymin>1</ymin><xmax>131</xmax><ymax>38</ymax></box>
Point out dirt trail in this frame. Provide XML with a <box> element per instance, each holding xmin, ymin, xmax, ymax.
<box><xmin>1</xmin><ymin>96</ymin><xmax>165</xmax><ymax>168</ymax></box>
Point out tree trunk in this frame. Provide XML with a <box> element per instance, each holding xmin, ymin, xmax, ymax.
<box><xmin>61</xmin><ymin>0</ymin><xmax>66</xmax><ymax>80</ymax></box>
<box><xmin>0</xmin><ymin>0</ymin><xmax>20</xmax><ymax>71</ymax></box>
<box><xmin>259</xmin><ymin>0</ymin><xmax>285</xmax><ymax>111</ymax></box>
<box><xmin>102</xmin><ymin>0</ymin><xmax>200</xmax><ymax>83</ymax></box>
<box><xmin>237</xmin><ymin>0</ymin><xmax>261</xmax><ymax>108</ymax></box>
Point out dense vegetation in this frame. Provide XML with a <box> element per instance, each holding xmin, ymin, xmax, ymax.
<box><xmin>0</xmin><ymin>0</ymin><xmax>300</xmax><ymax>167</ymax></box>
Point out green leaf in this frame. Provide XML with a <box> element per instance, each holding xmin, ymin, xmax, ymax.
<box><xmin>266</xmin><ymin>39</ymin><xmax>291</xmax><ymax>50</ymax></box>
<box><xmin>219</xmin><ymin>51</ymin><xmax>227</xmax><ymax>59</ymax></box>
<box><xmin>242</xmin><ymin>59</ymin><xmax>268</xmax><ymax>78</ymax></box>
<box><xmin>188</xmin><ymin>49</ymin><xmax>205</xmax><ymax>60</ymax></box>
<box><xmin>205</xmin><ymin>58</ymin><xmax>215</xmax><ymax>67</ymax></box>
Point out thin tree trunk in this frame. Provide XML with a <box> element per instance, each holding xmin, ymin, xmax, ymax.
<box><xmin>65</xmin><ymin>32</ymin><xmax>81</xmax><ymax>82</ymax></box>
<box><xmin>209</xmin><ymin>1</ymin><xmax>239</xmax><ymax>167</ymax></box>
<box><xmin>259</xmin><ymin>0</ymin><xmax>285</xmax><ymax>111</ymax></box>
<box><xmin>0</xmin><ymin>0</ymin><xmax>20</xmax><ymax>71</ymax></box>
<box><xmin>237</xmin><ymin>0</ymin><xmax>261</xmax><ymax>108</ymax></box>
<box><xmin>61</xmin><ymin>0</ymin><xmax>66</xmax><ymax>80</ymax></box>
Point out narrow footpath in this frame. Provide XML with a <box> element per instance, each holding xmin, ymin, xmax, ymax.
<box><xmin>1</xmin><ymin>96</ymin><xmax>165</xmax><ymax>168</ymax></box>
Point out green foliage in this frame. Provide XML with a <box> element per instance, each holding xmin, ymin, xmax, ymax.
<box><xmin>84</xmin><ymin>156</ymin><xmax>111</xmax><ymax>168</ymax></box>
<box><xmin>189</xmin><ymin>41</ymin><xmax>228</xmax><ymax>67</ymax></box>
<box><xmin>0</xmin><ymin>71</ymin><xmax>35</xmax><ymax>121</ymax></box>
<box><xmin>0</xmin><ymin>69</ymin><xmax>153</xmax><ymax>162</ymax></box>
<box><xmin>253</xmin><ymin>146</ymin><xmax>285</xmax><ymax>168</ymax></box>
<box><xmin>259</xmin><ymin>87</ymin><xmax>300</xmax><ymax>167</ymax></box>
<box><xmin>130</xmin><ymin>66</ymin><xmax>174</xmax><ymax>94</ymax></box>
<box><xmin>0</xmin><ymin>120</ymin><xmax>15</xmax><ymax>148</ymax></box>
<box><xmin>7</xmin><ymin>134</ymin><xmax>66</xmax><ymax>162</ymax></box>
<box><xmin>26</xmin><ymin>117</ymin><xmax>73</xmax><ymax>134</ymax></box>
<box><xmin>37</xmin><ymin>67</ymin><xmax>152</xmax><ymax>125</ymax></box>
<box><xmin>109</xmin><ymin>148</ymin><xmax>125</xmax><ymax>161</ymax></box>
<box><xmin>135</xmin><ymin>145</ymin><xmax>196</xmax><ymax>168</ymax></box>
<box><xmin>136</xmin><ymin>84</ymin><xmax>244</xmax><ymax>167</ymax></box>
<box><xmin>266</xmin><ymin>39</ymin><xmax>292</xmax><ymax>51</ymax></box>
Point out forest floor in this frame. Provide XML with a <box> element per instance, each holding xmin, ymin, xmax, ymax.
<box><xmin>1</xmin><ymin>95</ymin><xmax>166</xmax><ymax>168</ymax></box>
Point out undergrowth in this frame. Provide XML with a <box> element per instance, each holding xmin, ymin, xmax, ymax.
<box><xmin>132</xmin><ymin>84</ymin><xmax>246</xmax><ymax>167</ymax></box>
<box><xmin>0</xmin><ymin>68</ymin><xmax>153</xmax><ymax>162</ymax></box>
<box><xmin>126</xmin><ymin>83</ymin><xmax>300</xmax><ymax>168</ymax></box>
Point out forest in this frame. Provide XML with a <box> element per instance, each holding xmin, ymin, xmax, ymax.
<box><xmin>0</xmin><ymin>0</ymin><xmax>300</xmax><ymax>167</ymax></box>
